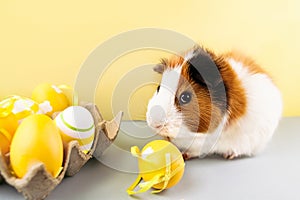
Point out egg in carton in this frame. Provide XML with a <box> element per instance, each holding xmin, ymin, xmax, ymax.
<box><xmin>0</xmin><ymin>103</ymin><xmax>123</xmax><ymax>200</ymax></box>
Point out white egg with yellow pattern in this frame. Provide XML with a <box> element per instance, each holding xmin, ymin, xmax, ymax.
<box><xmin>55</xmin><ymin>106</ymin><xmax>95</xmax><ymax>153</ymax></box>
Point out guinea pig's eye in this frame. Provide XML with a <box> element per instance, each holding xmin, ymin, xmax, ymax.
<box><xmin>179</xmin><ymin>91</ymin><xmax>192</xmax><ymax>105</ymax></box>
<box><xmin>157</xmin><ymin>85</ymin><xmax>160</xmax><ymax>93</ymax></box>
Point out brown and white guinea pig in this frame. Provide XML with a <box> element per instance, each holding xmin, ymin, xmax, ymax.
<box><xmin>146</xmin><ymin>46</ymin><xmax>282</xmax><ymax>160</ymax></box>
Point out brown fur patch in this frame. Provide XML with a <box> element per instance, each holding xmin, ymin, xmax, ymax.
<box><xmin>163</xmin><ymin>55</ymin><xmax>185</xmax><ymax>69</ymax></box>
<box><xmin>208</xmin><ymin>50</ymin><xmax>248</xmax><ymax>128</ymax></box>
<box><xmin>223</xmin><ymin>51</ymin><xmax>267</xmax><ymax>75</ymax></box>
<box><xmin>176</xmin><ymin>76</ymin><xmax>223</xmax><ymax>133</ymax></box>
<box><xmin>173</xmin><ymin>56</ymin><xmax>223</xmax><ymax>133</ymax></box>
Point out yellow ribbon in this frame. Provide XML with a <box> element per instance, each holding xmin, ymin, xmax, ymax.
<box><xmin>127</xmin><ymin>146</ymin><xmax>185</xmax><ymax>195</ymax></box>
<box><xmin>130</xmin><ymin>146</ymin><xmax>140</xmax><ymax>157</ymax></box>
<box><xmin>152</xmin><ymin>153</ymin><xmax>171</xmax><ymax>194</ymax></box>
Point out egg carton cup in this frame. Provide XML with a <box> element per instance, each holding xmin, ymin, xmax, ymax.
<box><xmin>0</xmin><ymin>103</ymin><xmax>123</xmax><ymax>200</ymax></box>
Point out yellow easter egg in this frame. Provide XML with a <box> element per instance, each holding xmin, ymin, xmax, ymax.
<box><xmin>138</xmin><ymin>140</ymin><xmax>185</xmax><ymax>189</ymax></box>
<box><xmin>0</xmin><ymin>96</ymin><xmax>41</xmax><ymax>121</ymax></box>
<box><xmin>57</xmin><ymin>85</ymin><xmax>78</xmax><ymax>106</ymax></box>
<box><xmin>10</xmin><ymin>114</ymin><xmax>63</xmax><ymax>178</ymax></box>
<box><xmin>127</xmin><ymin>140</ymin><xmax>185</xmax><ymax>195</ymax></box>
<box><xmin>0</xmin><ymin>113</ymin><xmax>18</xmax><ymax>137</ymax></box>
<box><xmin>55</xmin><ymin>106</ymin><xmax>95</xmax><ymax>153</ymax></box>
<box><xmin>0</xmin><ymin>129</ymin><xmax>11</xmax><ymax>155</ymax></box>
<box><xmin>32</xmin><ymin>83</ymin><xmax>69</xmax><ymax>116</ymax></box>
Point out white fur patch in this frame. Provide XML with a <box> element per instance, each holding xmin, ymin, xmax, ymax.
<box><xmin>171</xmin><ymin>115</ymin><xmax>228</xmax><ymax>158</ymax></box>
<box><xmin>184</xmin><ymin>49</ymin><xmax>195</xmax><ymax>62</ymax></box>
<box><xmin>227</xmin><ymin>58</ymin><xmax>248</xmax><ymax>78</ymax></box>
<box><xmin>160</xmin><ymin>66</ymin><xmax>182</xmax><ymax>95</ymax></box>
<box><xmin>146</xmin><ymin>66</ymin><xmax>183</xmax><ymax>138</ymax></box>
<box><xmin>213</xmin><ymin>61</ymin><xmax>283</xmax><ymax>156</ymax></box>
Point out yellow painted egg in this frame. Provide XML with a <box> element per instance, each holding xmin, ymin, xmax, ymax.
<box><xmin>127</xmin><ymin>140</ymin><xmax>185</xmax><ymax>195</ymax></box>
<box><xmin>55</xmin><ymin>106</ymin><xmax>95</xmax><ymax>153</ymax></box>
<box><xmin>57</xmin><ymin>85</ymin><xmax>78</xmax><ymax>106</ymax></box>
<box><xmin>0</xmin><ymin>96</ymin><xmax>43</xmax><ymax>122</ymax></box>
<box><xmin>0</xmin><ymin>113</ymin><xmax>18</xmax><ymax>137</ymax></box>
<box><xmin>32</xmin><ymin>83</ymin><xmax>69</xmax><ymax>116</ymax></box>
<box><xmin>10</xmin><ymin>114</ymin><xmax>63</xmax><ymax>178</ymax></box>
<box><xmin>0</xmin><ymin>113</ymin><xmax>18</xmax><ymax>155</ymax></box>
<box><xmin>0</xmin><ymin>128</ymin><xmax>11</xmax><ymax>155</ymax></box>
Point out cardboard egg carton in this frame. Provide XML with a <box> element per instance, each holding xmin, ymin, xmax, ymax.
<box><xmin>0</xmin><ymin>103</ymin><xmax>123</xmax><ymax>200</ymax></box>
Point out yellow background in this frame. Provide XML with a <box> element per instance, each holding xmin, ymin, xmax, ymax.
<box><xmin>0</xmin><ymin>0</ymin><xmax>299</xmax><ymax>119</ymax></box>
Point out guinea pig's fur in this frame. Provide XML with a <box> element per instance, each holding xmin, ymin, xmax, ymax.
<box><xmin>146</xmin><ymin>46</ymin><xmax>282</xmax><ymax>159</ymax></box>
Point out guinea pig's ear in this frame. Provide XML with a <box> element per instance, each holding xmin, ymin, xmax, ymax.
<box><xmin>188</xmin><ymin>47</ymin><xmax>222</xmax><ymax>88</ymax></box>
<box><xmin>153</xmin><ymin>59</ymin><xmax>167</xmax><ymax>74</ymax></box>
<box><xmin>153</xmin><ymin>64</ymin><xmax>164</xmax><ymax>74</ymax></box>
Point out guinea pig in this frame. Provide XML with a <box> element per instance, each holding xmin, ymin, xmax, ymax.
<box><xmin>146</xmin><ymin>46</ymin><xmax>282</xmax><ymax>160</ymax></box>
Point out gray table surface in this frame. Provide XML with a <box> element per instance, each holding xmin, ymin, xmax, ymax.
<box><xmin>0</xmin><ymin>117</ymin><xmax>299</xmax><ymax>200</ymax></box>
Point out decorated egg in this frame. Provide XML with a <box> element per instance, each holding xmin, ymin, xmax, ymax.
<box><xmin>0</xmin><ymin>128</ymin><xmax>11</xmax><ymax>155</ymax></box>
<box><xmin>55</xmin><ymin>106</ymin><xmax>95</xmax><ymax>153</ymax></box>
<box><xmin>0</xmin><ymin>113</ymin><xmax>18</xmax><ymax>155</ymax></box>
<box><xmin>0</xmin><ymin>113</ymin><xmax>18</xmax><ymax>136</ymax></box>
<box><xmin>10</xmin><ymin>114</ymin><xmax>63</xmax><ymax>178</ymax></box>
<box><xmin>127</xmin><ymin>140</ymin><xmax>185</xmax><ymax>195</ymax></box>
<box><xmin>32</xmin><ymin>83</ymin><xmax>69</xmax><ymax>116</ymax></box>
<box><xmin>0</xmin><ymin>96</ymin><xmax>47</xmax><ymax>122</ymax></box>
<box><xmin>57</xmin><ymin>85</ymin><xmax>78</xmax><ymax>106</ymax></box>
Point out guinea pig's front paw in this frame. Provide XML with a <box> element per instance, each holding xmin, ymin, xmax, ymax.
<box><xmin>182</xmin><ymin>152</ymin><xmax>191</xmax><ymax>161</ymax></box>
<box><xmin>223</xmin><ymin>151</ymin><xmax>239</xmax><ymax>160</ymax></box>
<box><xmin>182</xmin><ymin>152</ymin><xmax>200</xmax><ymax>160</ymax></box>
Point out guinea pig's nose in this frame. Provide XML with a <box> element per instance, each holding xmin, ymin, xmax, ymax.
<box><xmin>148</xmin><ymin>105</ymin><xmax>166</xmax><ymax>129</ymax></box>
